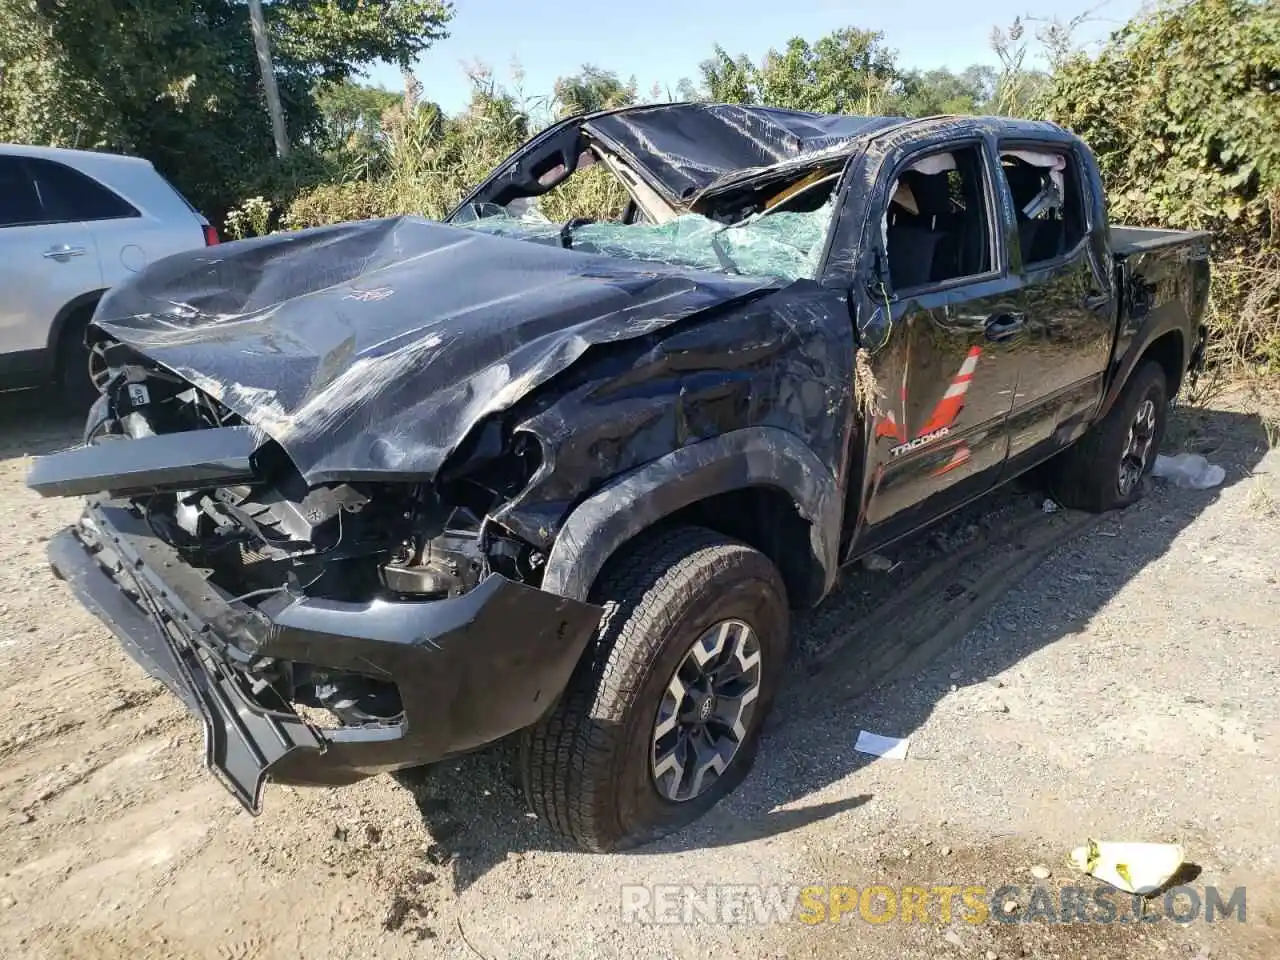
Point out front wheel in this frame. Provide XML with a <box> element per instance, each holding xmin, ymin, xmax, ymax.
<box><xmin>1049</xmin><ymin>360</ymin><xmax>1169</xmax><ymax>512</ymax></box>
<box><xmin>520</xmin><ymin>526</ymin><xmax>789</xmax><ymax>851</ymax></box>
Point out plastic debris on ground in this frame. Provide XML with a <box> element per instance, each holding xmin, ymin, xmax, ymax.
<box><xmin>1068</xmin><ymin>839</ymin><xmax>1186</xmax><ymax>895</ymax></box>
<box><xmin>861</xmin><ymin>552</ymin><xmax>895</xmax><ymax>572</ymax></box>
<box><xmin>1151</xmin><ymin>453</ymin><xmax>1226</xmax><ymax>489</ymax></box>
<box><xmin>455</xmin><ymin>201</ymin><xmax>836</xmax><ymax>281</ymax></box>
<box><xmin>1041</xmin><ymin>498</ymin><xmax>1060</xmax><ymax>514</ymax></box>
<box><xmin>854</xmin><ymin>730</ymin><xmax>910</xmax><ymax>760</ymax></box>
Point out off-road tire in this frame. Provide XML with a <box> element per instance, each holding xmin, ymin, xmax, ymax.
<box><xmin>1050</xmin><ymin>360</ymin><xmax>1169</xmax><ymax>512</ymax></box>
<box><xmin>520</xmin><ymin>525</ymin><xmax>789</xmax><ymax>852</ymax></box>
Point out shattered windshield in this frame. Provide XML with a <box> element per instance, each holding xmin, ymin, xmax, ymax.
<box><xmin>451</xmin><ymin>201</ymin><xmax>836</xmax><ymax>282</ymax></box>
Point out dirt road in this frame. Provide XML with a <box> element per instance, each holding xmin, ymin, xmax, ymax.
<box><xmin>1</xmin><ymin>388</ymin><xmax>1277</xmax><ymax>959</ymax></box>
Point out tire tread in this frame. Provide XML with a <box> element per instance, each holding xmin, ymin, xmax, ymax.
<box><xmin>521</xmin><ymin>525</ymin><xmax>784</xmax><ymax>851</ymax></box>
<box><xmin>1050</xmin><ymin>361</ymin><xmax>1168</xmax><ymax>513</ymax></box>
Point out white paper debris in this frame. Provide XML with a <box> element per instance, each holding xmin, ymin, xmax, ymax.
<box><xmin>1041</xmin><ymin>498</ymin><xmax>1060</xmax><ymax>514</ymax></box>
<box><xmin>1151</xmin><ymin>453</ymin><xmax>1226</xmax><ymax>489</ymax></box>
<box><xmin>855</xmin><ymin>730</ymin><xmax>910</xmax><ymax>760</ymax></box>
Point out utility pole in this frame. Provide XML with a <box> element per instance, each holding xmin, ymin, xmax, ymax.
<box><xmin>247</xmin><ymin>0</ymin><xmax>290</xmax><ymax>157</ymax></box>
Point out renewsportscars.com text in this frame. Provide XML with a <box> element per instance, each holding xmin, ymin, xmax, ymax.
<box><xmin>619</xmin><ymin>883</ymin><xmax>1247</xmax><ymax>926</ymax></box>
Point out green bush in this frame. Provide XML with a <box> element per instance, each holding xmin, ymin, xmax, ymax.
<box><xmin>1043</xmin><ymin>0</ymin><xmax>1280</xmax><ymax>371</ymax></box>
<box><xmin>283</xmin><ymin>181</ymin><xmax>392</xmax><ymax>230</ymax></box>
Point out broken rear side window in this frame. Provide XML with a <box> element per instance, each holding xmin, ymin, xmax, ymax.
<box><xmin>999</xmin><ymin>147</ymin><xmax>1087</xmax><ymax>267</ymax></box>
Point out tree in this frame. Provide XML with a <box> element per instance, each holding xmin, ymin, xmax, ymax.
<box><xmin>0</xmin><ymin>0</ymin><xmax>454</xmax><ymax>218</ymax></box>
<box><xmin>894</xmin><ymin>66</ymin><xmax>997</xmax><ymax>117</ymax></box>
<box><xmin>1042</xmin><ymin>0</ymin><xmax>1279</xmax><ymax>236</ymax></box>
<box><xmin>552</xmin><ymin>65</ymin><xmax>636</xmax><ymax>117</ymax></box>
<box><xmin>316</xmin><ymin>81</ymin><xmax>403</xmax><ymax>146</ymax></box>
<box><xmin>268</xmin><ymin>0</ymin><xmax>452</xmax><ymax>82</ymax></box>
<box><xmin>697</xmin><ymin>28</ymin><xmax>903</xmax><ymax>114</ymax></box>
<box><xmin>247</xmin><ymin>0</ymin><xmax>289</xmax><ymax>156</ymax></box>
<box><xmin>1042</xmin><ymin>0</ymin><xmax>1280</xmax><ymax>369</ymax></box>
<box><xmin>699</xmin><ymin>46</ymin><xmax>756</xmax><ymax>104</ymax></box>
<box><xmin>674</xmin><ymin>77</ymin><xmax>701</xmax><ymax>103</ymax></box>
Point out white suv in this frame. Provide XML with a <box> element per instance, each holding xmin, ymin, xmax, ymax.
<box><xmin>0</xmin><ymin>145</ymin><xmax>218</xmax><ymax>405</ymax></box>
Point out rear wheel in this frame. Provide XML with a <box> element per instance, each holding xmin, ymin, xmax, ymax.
<box><xmin>56</xmin><ymin>307</ymin><xmax>105</xmax><ymax>410</ymax></box>
<box><xmin>1050</xmin><ymin>360</ymin><xmax>1169</xmax><ymax>512</ymax></box>
<box><xmin>520</xmin><ymin>526</ymin><xmax>789</xmax><ymax>851</ymax></box>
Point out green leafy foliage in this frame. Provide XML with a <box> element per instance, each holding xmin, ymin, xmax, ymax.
<box><xmin>1043</xmin><ymin>0</ymin><xmax>1278</xmax><ymax>238</ymax></box>
<box><xmin>316</xmin><ymin>80</ymin><xmax>403</xmax><ymax>147</ymax></box>
<box><xmin>1042</xmin><ymin>0</ymin><xmax>1280</xmax><ymax>369</ymax></box>
<box><xmin>986</xmin><ymin>19</ymin><xmax>1054</xmax><ymax>117</ymax></box>
<box><xmin>896</xmin><ymin>66</ymin><xmax>997</xmax><ymax>117</ymax></box>
<box><xmin>286</xmin><ymin>70</ymin><xmax>536</xmax><ymax>226</ymax></box>
<box><xmin>0</xmin><ymin>0</ymin><xmax>454</xmax><ymax>221</ymax></box>
<box><xmin>699</xmin><ymin>29</ymin><xmax>902</xmax><ymax>114</ymax></box>
<box><xmin>697</xmin><ymin>28</ymin><xmax>1048</xmax><ymax>120</ymax></box>
<box><xmin>270</xmin><ymin>0</ymin><xmax>452</xmax><ymax>79</ymax></box>
<box><xmin>553</xmin><ymin>65</ymin><xmax>636</xmax><ymax>117</ymax></box>
<box><xmin>7</xmin><ymin>2</ymin><xmax>1273</xmax><ymax>368</ymax></box>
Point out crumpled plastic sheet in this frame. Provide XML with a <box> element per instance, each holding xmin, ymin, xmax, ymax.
<box><xmin>457</xmin><ymin>202</ymin><xmax>835</xmax><ymax>282</ymax></box>
<box><xmin>1150</xmin><ymin>453</ymin><xmax>1226</xmax><ymax>489</ymax></box>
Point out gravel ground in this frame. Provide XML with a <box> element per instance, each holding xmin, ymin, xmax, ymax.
<box><xmin>0</xmin><ymin>386</ymin><xmax>1277</xmax><ymax>960</ymax></box>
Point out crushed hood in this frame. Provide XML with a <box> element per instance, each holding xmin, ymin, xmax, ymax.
<box><xmin>91</xmin><ymin>216</ymin><xmax>776</xmax><ymax>485</ymax></box>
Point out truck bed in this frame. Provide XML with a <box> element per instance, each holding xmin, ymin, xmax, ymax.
<box><xmin>1111</xmin><ymin>224</ymin><xmax>1212</xmax><ymax>257</ymax></box>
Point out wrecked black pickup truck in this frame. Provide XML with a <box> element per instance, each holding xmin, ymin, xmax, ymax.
<box><xmin>27</xmin><ymin>105</ymin><xmax>1210</xmax><ymax>851</ymax></box>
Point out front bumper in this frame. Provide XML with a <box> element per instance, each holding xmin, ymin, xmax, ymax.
<box><xmin>49</xmin><ymin>501</ymin><xmax>602</xmax><ymax>812</ymax></box>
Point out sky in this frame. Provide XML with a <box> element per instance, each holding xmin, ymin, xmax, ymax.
<box><xmin>364</xmin><ymin>0</ymin><xmax>1147</xmax><ymax>114</ymax></box>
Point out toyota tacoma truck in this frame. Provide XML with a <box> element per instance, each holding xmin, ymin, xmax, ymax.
<box><xmin>27</xmin><ymin>105</ymin><xmax>1210</xmax><ymax>851</ymax></box>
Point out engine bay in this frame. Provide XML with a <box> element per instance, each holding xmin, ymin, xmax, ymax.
<box><xmin>74</xmin><ymin>348</ymin><xmax>554</xmax><ymax>727</ymax></box>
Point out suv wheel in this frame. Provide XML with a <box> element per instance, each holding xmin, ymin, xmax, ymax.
<box><xmin>1050</xmin><ymin>360</ymin><xmax>1169</xmax><ymax>512</ymax></box>
<box><xmin>56</xmin><ymin>308</ymin><xmax>105</xmax><ymax>410</ymax></box>
<box><xmin>520</xmin><ymin>526</ymin><xmax>789</xmax><ymax>851</ymax></box>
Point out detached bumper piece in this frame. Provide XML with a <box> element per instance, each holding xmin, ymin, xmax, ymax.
<box><xmin>48</xmin><ymin>502</ymin><xmax>602</xmax><ymax>813</ymax></box>
<box><xmin>27</xmin><ymin>425</ymin><xmax>262</xmax><ymax>498</ymax></box>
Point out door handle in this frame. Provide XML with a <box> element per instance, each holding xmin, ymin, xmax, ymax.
<box><xmin>984</xmin><ymin>312</ymin><xmax>1026</xmax><ymax>341</ymax></box>
<box><xmin>43</xmin><ymin>245</ymin><xmax>87</xmax><ymax>262</ymax></box>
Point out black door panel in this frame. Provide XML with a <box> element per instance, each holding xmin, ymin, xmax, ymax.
<box><xmin>844</xmin><ymin>138</ymin><xmax>1022</xmax><ymax>555</ymax></box>
<box><xmin>854</xmin><ymin>281</ymin><xmax>1023</xmax><ymax>551</ymax></box>
<box><xmin>996</xmin><ymin>145</ymin><xmax>1116</xmax><ymax>476</ymax></box>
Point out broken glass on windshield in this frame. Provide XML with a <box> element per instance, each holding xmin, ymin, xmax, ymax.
<box><xmin>453</xmin><ymin>201</ymin><xmax>836</xmax><ymax>282</ymax></box>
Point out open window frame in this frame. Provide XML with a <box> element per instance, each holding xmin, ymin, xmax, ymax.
<box><xmin>872</xmin><ymin>139</ymin><xmax>1005</xmax><ymax>299</ymax></box>
<box><xmin>996</xmin><ymin>139</ymin><xmax>1094</xmax><ymax>275</ymax></box>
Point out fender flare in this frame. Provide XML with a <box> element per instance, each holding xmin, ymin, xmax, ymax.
<box><xmin>539</xmin><ymin>426</ymin><xmax>843</xmax><ymax>604</ymax></box>
<box><xmin>1098</xmin><ymin>320</ymin><xmax>1188</xmax><ymax>420</ymax></box>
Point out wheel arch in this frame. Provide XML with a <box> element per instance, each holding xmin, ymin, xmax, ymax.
<box><xmin>1140</xmin><ymin>329</ymin><xmax>1187</xmax><ymax>399</ymax></box>
<box><xmin>46</xmin><ymin>289</ymin><xmax>107</xmax><ymax>362</ymax></box>
<box><xmin>1099</xmin><ymin>325</ymin><xmax>1187</xmax><ymax>420</ymax></box>
<box><xmin>539</xmin><ymin>427</ymin><xmax>842</xmax><ymax>609</ymax></box>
